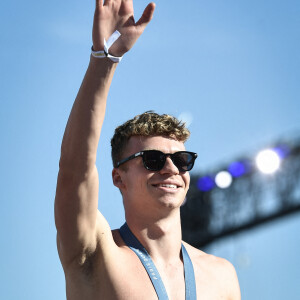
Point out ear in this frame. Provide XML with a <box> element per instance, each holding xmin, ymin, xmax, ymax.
<box><xmin>112</xmin><ymin>168</ymin><xmax>126</xmax><ymax>190</ymax></box>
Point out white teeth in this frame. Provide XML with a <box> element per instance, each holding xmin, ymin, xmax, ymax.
<box><xmin>159</xmin><ymin>184</ymin><xmax>177</xmax><ymax>189</ymax></box>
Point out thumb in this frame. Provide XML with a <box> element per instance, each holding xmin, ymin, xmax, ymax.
<box><xmin>136</xmin><ymin>2</ymin><xmax>156</xmax><ymax>30</ymax></box>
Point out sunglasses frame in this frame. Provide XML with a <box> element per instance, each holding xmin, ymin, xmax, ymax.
<box><xmin>116</xmin><ymin>150</ymin><xmax>197</xmax><ymax>172</ymax></box>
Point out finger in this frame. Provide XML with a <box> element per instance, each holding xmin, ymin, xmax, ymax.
<box><xmin>100</xmin><ymin>0</ymin><xmax>112</xmax><ymax>6</ymax></box>
<box><xmin>95</xmin><ymin>0</ymin><xmax>104</xmax><ymax>8</ymax></box>
<box><xmin>135</xmin><ymin>2</ymin><xmax>155</xmax><ymax>29</ymax></box>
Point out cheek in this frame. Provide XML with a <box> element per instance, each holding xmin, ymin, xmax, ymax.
<box><xmin>184</xmin><ymin>174</ymin><xmax>190</xmax><ymax>189</ymax></box>
<box><xmin>137</xmin><ymin>179</ymin><xmax>145</xmax><ymax>191</ymax></box>
<box><xmin>127</xmin><ymin>172</ymin><xmax>150</xmax><ymax>191</ymax></box>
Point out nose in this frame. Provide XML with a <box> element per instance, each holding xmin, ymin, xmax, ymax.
<box><xmin>159</xmin><ymin>156</ymin><xmax>179</xmax><ymax>175</ymax></box>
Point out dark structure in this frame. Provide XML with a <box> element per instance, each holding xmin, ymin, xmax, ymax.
<box><xmin>181</xmin><ymin>139</ymin><xmax>300</xmax><ymax>248</ymax></box>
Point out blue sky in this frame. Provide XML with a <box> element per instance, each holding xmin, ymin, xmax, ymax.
<box><xmin>1</xmin><ymin>0</ymin><xmax>299</xmax><ymax>299</ymax></box>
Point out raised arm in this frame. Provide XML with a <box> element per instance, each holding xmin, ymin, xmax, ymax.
<box><xmin>55</xmin><ymin>0</ymin><xmax>155</xmax><ymax>268</ymax></box>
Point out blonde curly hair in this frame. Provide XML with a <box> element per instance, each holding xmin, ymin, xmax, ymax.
<box><xmin>111</xmin><ymin>111</ymin><xmax>190</xmax><ymax>167</ymax></box>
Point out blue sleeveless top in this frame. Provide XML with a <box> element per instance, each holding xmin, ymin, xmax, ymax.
<box><xmin>119</xmin><ymin>223</ymin><xmax>197</xmax><ymax>300</ymax></box>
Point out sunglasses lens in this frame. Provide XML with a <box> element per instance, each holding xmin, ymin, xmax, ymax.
<box><xmin>173</xmin><ymin>152</ymin><xmax>195</xmax><ymax>171</ymax></box>
<box><xmin>143</xmin><ymin>151</ymin><xmax>165</xmax><ymax>170</ymax></box>
<box><xmin>142</xmin><ymin>151</ymin><xmax>196</xmax><ymax>171</ymax></box>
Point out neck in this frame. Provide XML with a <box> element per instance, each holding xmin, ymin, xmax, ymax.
<box><xmin>125</xmin><ymin>208</ymin><xmax>182</xmax><ymax>263</ymax></box>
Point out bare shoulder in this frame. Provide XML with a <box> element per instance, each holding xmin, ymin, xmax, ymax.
<box><xmin>183</xmin><ymin>242</ymin><xmax>241</xmax><ymax>300</ymax></box>
<box><xmin>183</xmin><ymin>242</ymin><xmax>236</xmax><ymax>277</ymax></box>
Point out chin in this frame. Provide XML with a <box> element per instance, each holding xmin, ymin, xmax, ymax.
<box><xmin>157</xmin><ymin>195</ymin><xmax>184</xmax><ymax>209</ymax></box>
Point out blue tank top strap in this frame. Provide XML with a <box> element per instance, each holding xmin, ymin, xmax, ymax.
<box><xmin>119</xmin><ymin>222</ymin><xmax>197</xmax><ymax>300</ymax></box>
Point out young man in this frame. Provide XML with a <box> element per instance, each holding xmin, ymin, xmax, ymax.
<box><xmin>55</xmin><ymin>0</ymin><xmax>241</xmax><ymax>299</ymax></box>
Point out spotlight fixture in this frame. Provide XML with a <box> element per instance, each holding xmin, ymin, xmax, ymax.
<box><xmin>215</xmin><ymin>171</ymin><xmax>233</xmax><ymax>189</ymax></box>
<box><xmin>197</xmin><ymin>176</ymin><xmax>215</xmax><ymax>192</ymax></box>
<box><xmin>228</xmin><ymin>161</ymin><xmax>251</xmax><ymax>177</ymax></box>
<box><xmin>255</xmin><ymin>149</ymin><xmax>281</xmax><ymax>174</ymax></box>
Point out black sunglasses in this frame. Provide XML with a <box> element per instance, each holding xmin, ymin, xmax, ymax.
<box><xmin>116</xmin><ymin>150</ymin><xmax>197</xmax><ymax>172</ymax></box>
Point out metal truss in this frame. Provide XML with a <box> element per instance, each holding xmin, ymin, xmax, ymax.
<box><xmin>181</xmin><ymin>141</ymin><xmax>300</xmax><ymax>248</ymax></box>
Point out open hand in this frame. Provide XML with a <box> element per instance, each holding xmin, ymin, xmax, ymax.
<box><xmin>92</xmin><ymin>0</ymin><xmax>155</xmax><ymax>57</ymax></box>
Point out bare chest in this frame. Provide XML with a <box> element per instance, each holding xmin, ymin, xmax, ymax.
<box><xmin>65</xmin><ymin>247</ymin><xmax>231</xmax><ymax>300</ymax></box>
<box><xmin>66</xmin><ymin>251</ymin><xmax>187</xmax><ymax>300</ymax></box>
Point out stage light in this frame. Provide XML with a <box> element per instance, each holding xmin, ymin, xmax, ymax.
<box><xmin>255</xmin><ymin>149</ymin><xmax>281</xmax><ymax>174</ymax></box>
<box><xmin>228</xmin><ymin>161</ymin><xmax>250</xmax><ymax>177</ymax></box>
<box><xmin>273</xmin><ymin>145</ymin><xmax>290</xmax><ymax>159</ymax></box>
<box><xmin>197</xmin><ymin>176</ymin><xmax>215</xmax><ymax>192</ymax></box>
<box><xmin>215</xmin><ymin>171</ymin><xmax>233</xmax><ymax>189</ymax></box>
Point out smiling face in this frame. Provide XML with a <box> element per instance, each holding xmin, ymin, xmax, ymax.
<box><xmin>112</xmin><ymin>136</ymin><xmax>191</xmax><ymax>219</ymax></box>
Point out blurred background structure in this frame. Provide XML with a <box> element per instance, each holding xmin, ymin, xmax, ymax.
<box><xmin>182</xmin><ymin>138</ymin><xmax>300</xmax><ymax>247</ymax></box>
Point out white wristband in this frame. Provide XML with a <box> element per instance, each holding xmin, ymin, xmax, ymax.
<box><xmin>91</xmin><ymin>30</ymin><xmax>123</xmax><ymax>63</ymax></box>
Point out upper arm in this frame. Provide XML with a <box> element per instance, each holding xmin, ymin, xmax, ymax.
<box><xmin>54</xmin><ymin>164</ymin><xmax>113</xmax><ymax>268</ymax></box>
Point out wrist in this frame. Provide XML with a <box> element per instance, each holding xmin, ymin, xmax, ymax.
<box><xmin>91</xmin><ymin>30</ymin><xmax>123</xmax><ymax>63</ymax></box>
<box><xmin>88</xmin><ymin>55</ymin><xmax>118</xmax><ymax>75</ymax></box>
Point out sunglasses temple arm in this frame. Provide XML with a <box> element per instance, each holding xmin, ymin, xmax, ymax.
<box><xmin>116</xmin><ymin>152</ymin><xmax>143</xmax><ymax>168</ymax></box>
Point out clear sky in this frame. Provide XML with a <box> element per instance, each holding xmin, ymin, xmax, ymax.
<box><xmin>0</xmin><ymin>0</ymin><xmax>299</xmax><ymax>299</ymax></box>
